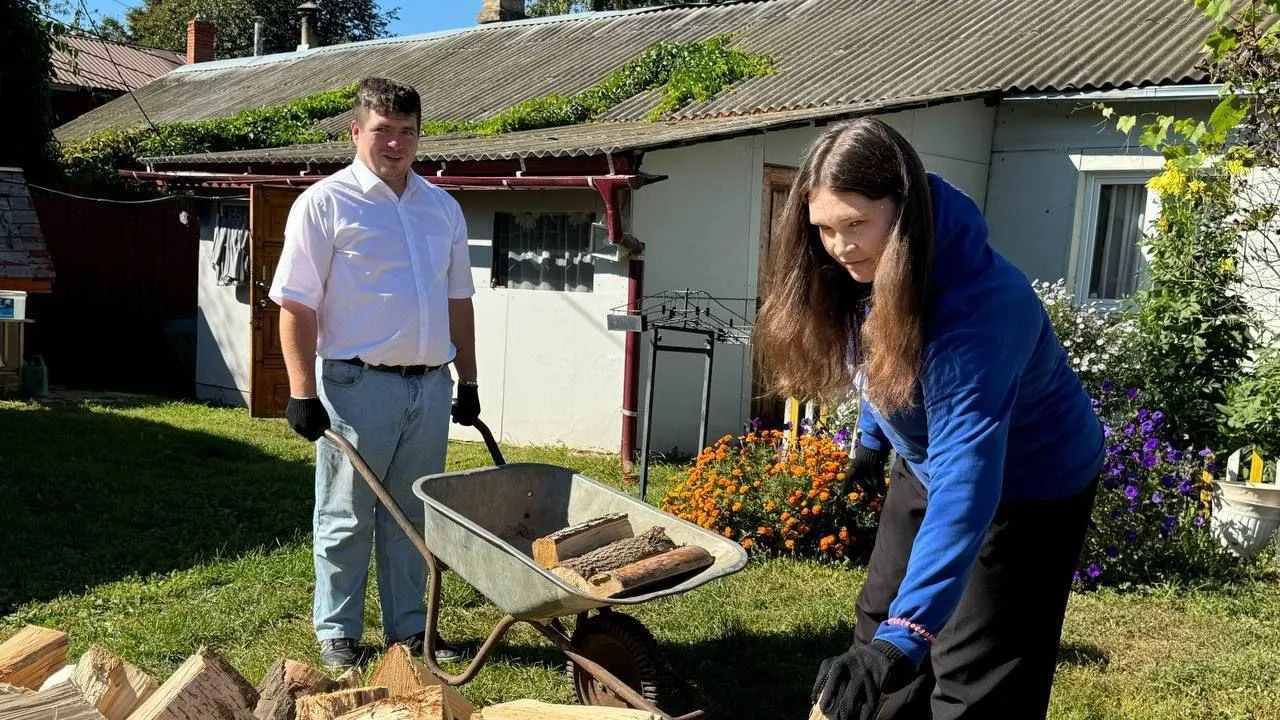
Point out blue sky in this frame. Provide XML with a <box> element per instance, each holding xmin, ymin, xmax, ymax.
<box><xmin>62</xmin><ymin>1</ymin><xmax>488</xmax><ymax>38</ymax></box>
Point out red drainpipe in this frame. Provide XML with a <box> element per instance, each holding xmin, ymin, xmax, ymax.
<box><xmin>596</xmin><ymin>176</ymin><xmax>645</xmax><ymax>473</ymax></box>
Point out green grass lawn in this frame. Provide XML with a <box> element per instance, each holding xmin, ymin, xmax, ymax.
<box><xmin>2</xmin><ymin>397</ymin><xmax>1279</xmax><ymax>719</ymax></box>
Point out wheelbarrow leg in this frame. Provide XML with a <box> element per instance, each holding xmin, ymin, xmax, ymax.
<box><xmin>530</xmin><ymin>621</ymin><xmax>705</xmax><ymax>720</ymax></box>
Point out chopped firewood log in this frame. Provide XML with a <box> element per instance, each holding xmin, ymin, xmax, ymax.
<box><xmin>0</xmin><ymin>624</ymin><xmax>70</xmax><ymax>690</ymax></box>
<box><xmin>254</xmin><ymin>659</ymin><xmax>337</xmax><ymax>720</ymax></box>
<box><xmin>548</xmin><ymin>566</ymin><xmax>594</xmax><ymax>594</ymax></box>
<box><xmin>475</xmin><ymin>699</ymin><xmax>659</xmax><ymax>719</ymax></box>
<box><xmin>367</xmin><ymin>644</ymin><xmax>436</xmax><ymax>697</ymax></box>
<box><xmin>0</xmin><ymin>680</ymin><xmax>105</xmax><ymax>720</ymax></box>
<box><xmin>532</xmin><ymin>513</ymin><xmax>632</xmax><ymax>568</ymax></box>
<box><xmin>295</xmin><ymin>686</ymin><xmax>389</xmax><ymax>720</ymax></box>
<box><xmin>558</xmin><ymin>527</ymin><xmax>676</xmax><ymax>579</ymax></box>
<box><xmin>125</xmin><ymin>646</ymin><xmax>258</xmax><ymax>720</ymax></box>
<box><xmin>331</xmin><ymin>685</ymin><xmax>472</xmax><ymax>720</ymax></box>
<box><xmin>70</xmin><ymin>644</ymin><xmax>159</xmax><ymax>720</ymax></box>
<box><xmin>585</xmin><ymin>545</ymin><xmax>715</xmax><ymax>597</ymax></box>
<box><xmin>809</xmin><ymin>704</ymin><xmax>831</xmax><ymax>720</ymax></box>
<box><xmin>335</xmin><ymin>668</ymin><xmax>363</xmax><ymax>691</ymax></box>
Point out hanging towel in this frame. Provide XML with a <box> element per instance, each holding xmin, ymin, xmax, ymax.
<box><xmin>212</xmin><ymin>204</ymin><xmax>250</xmax><ymax>286</ymax></box>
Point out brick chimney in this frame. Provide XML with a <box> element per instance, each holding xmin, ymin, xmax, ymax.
<box><xmin>478</xmin><ymin>0</ymin><xmax>525</xmax><ymax>24</ymax></box>
<box><xmin>186</xmin><ymin>15</ymin><xmax>215</xmax><ymax>64</ymax></box>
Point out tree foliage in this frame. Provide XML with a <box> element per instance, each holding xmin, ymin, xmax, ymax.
<box><xmin>112</xmin><ymin>0</ymin><xmax>396</xmax><ymax>59</ymax></box>
<box><xmin>0</xmin><ymin>0</ymin><xmax>62</xmax><ymax>180</ymax></box>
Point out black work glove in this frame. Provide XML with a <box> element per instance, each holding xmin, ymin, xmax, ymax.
<box><xmin>452</xmin><ymin>384</ymin><xmax>480</xmax><ymax>426</ymax></box>
<box><xmin>811</xmin><ymin>639</ymin><xmax>916</xmax><ymax>720</ymax></box>
<box><xmin>840</xmin><ymin>443</ymin><xmax>890</xmax><ymax>501</ymax></box>
<box><xmin>286</xmin><ymin>396</ymin><xmax>330</xmax><ymax>442</ymax></box>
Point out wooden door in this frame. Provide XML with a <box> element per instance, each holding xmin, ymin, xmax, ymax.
<box><xmin>750</xmin><ymin>165</ymin><xmax>797</xmax><ymax>427</ymax></box>
<box><xmin>250</xmin><ymin>185</ymin><xmax>303</xmax><ymax>418</ymax></box>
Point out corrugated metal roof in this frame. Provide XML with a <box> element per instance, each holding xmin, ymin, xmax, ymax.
<box><xmin>141</xmin><ymin>93</ymin><xmax>985</xmax><ymax>166</ymax></box>
<box><xmin>57</xmin><ymin>0</ymin><xmax>1214</xmax><ymax>144</ymax></box>
<box><xmin>52</xmin><ymin>35</ymin><xmax>184</xmax><ymax>93</ymax></box>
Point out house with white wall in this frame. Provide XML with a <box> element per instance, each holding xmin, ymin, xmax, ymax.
<box><xmin>55</xmin><ymin>0</ymin><xmax>1233</xmax><ymax>462</ymax></box>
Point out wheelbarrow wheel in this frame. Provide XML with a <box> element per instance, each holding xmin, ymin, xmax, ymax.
<box><xmin>565</xmin><ymin>611</ymin><xmax>666</xmax><ymax>709</ymax></box>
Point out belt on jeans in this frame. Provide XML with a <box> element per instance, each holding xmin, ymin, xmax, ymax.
<box><xmin>335</xmin><ymin>357</ymin><xmax>444</xmax><ymax>376</ymax></box>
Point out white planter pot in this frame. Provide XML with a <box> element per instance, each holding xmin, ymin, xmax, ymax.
<box><xmin>1210</xmin><ymin>481</ymin><xmax>1280</xmax><ymax>560</ymax></box>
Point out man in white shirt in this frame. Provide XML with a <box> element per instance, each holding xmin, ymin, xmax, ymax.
<box><xmin>268</xmin><ymin>77</ymin><xmax>480</xmax><ymax>669</ymax></box>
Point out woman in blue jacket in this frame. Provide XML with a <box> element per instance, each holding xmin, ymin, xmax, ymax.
<box><xmin>754</xmin><ymin>117</ymin><xmax>1104</xmax><ymax>720</ymax></box>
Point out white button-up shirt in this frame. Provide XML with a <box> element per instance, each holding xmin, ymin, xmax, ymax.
<box><xmin>268</xmin><ymin>158</ymin><xmax>474</xmax><ymax>367</ymax></box>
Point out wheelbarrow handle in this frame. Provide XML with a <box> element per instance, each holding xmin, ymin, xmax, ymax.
<box><xmin>469</xmin><ymin>418</ymin><xmax>506</xmax><ymax>466</ymax></box>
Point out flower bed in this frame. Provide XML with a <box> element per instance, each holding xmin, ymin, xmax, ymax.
<box><xmin>660</xmin><ymin>426</ymin><xmax>881</xmax><ymax>560</ymax></box>
<box><xmin>1074</xmin><ymin>385</ymin><xmax>1236</xmax><ymax>589</ymax></box>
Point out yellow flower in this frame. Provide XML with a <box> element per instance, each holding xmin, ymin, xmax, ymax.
<box><xmin>1220</xmin><ymin>257</ymin><xmax>1236</xmax><ymax>273</ymax></box>
<box><xmin>1225</xmin><ymin>158</ymin><xmax>1247</xmax><ymax>176</ymax></box>
<box><xmin>1146</xmin><ymin>164</ymin><xmax>1188</xmax><ymax>197</ymax></box>
<box><xmin>1189</xmin><ymin>179</ymin><xmax>1207</xmax><ymax>194</ymax></box>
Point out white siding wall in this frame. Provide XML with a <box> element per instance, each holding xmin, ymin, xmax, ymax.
<box><xmin>983</xmin><ymin>99</ymin><xmax>1214</xmax><ymax>285</ymax></box>
<box><xmin>449</xmin><ymin>189</ymin><xmax>627</xmax><ymax>451</ymax></box>
<box><xmin>634</xmin><ymin>100</ymin><xmax>996</xmax><ymax>455</ymax></box>
<box><xmin>195</xmin><ymin>199</ymin><xmax>251</xmax><ymax>407</ymax></box>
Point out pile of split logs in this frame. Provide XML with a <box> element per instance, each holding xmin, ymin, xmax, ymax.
<box><xmin>0</xmin><ymin>625</ymin><xmax>667</xmax><ymax>719</ymax></box>
<box><xmin>532</xmin><ymin>513</ymin><xmax>715</xmax><ymax>597</ymax></box>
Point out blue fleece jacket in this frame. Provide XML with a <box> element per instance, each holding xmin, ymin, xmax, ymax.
<box><xmin>858</xmin><ymin>174</ymin><xmax>1104</xmax><ymax>666</ymax></box>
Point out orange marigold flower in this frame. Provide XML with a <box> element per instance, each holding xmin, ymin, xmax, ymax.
<box><xmin>732</xmin><ymin>469</ymin><xmax>744</xmax><ymax>477</ymax></box>
<box><xmin>753</xmin><ymin>480</ymin><xmax>762</xmax><ymax>488</ymax></box>
<box><xmin>757</xmin><ymin>526</ymin><xmax>773</xmax><ymax>537</ymax></box>
<box><xmin>784</xmin><ymin>539</ymin><xmax>796</xmax><ymax>550</ymax></box>
<box><xmin>811</xmin><ymin>504</ymin><xmax>823</xmax><ymax>516</ymax></box>
<box><xmin>764</xmin><ymin>501</ymin><xmax>776</xmax><ymax>512</ymax></box>
<box><xmin>792</xmin><ymin>466</ymin><xmax>806</xmax><ymax>477</ymax></box>
<box><xmin>801</xmin><ymin>507</ymin><xmax>811</xmax><ymax>517</ymax></box>
<box><xmin>722</xmin><ymin>527</ymin><xmax>733</xmax><ymax>538</ymax></box>
<box><xmin>819</xmin><ymin>491</ymin><xmax>830</xmax><ymax>501</ymax></box>
<box><xmin>819</xmin><ymin>535</ymin><xmax>836</xmax><ymax>551</ymax></box>
<box><xmin>739</xmin><ymin>484</ymin><xmax>750</xmax><ymax>494</ymax></box>
<box><xmin>732</xmin><ymin>502</ymin><xmax>743</xmax><ymax>512</ymax></box>
<box><xmin>780</xmin><ymin>512</ymin><xmax>792</xmax><ymax>522</ymax></box>
<box><xmin>741</xmin><ymin>538</ymin><xmax>755</xmax><ymax>549</ymax></box>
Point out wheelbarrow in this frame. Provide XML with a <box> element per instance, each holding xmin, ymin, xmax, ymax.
<box><xmin>322</xmin><ymin>420</ymin><xmax>748</xmax><ymax>719</ymax></box>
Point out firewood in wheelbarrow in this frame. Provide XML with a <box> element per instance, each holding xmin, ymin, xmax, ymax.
<box><xmin>368</xmin><ymin>644</ymin><xmax>436</xmax><ymax>698</ymax></box>
<box><xmin>295</xmin><ymin>687</ymin><xmax>389</xmax><ymax>720</ymax></box>
<box><xmin>558</xmin><ymin>526</ymin><xmax>676</xmax><ymax>579</ymax></box>
<box><xmin>808</xmin><ymin>703</ymin><xmax>832</xmax><ymax>720</ymax></box>
<box><xmin>0</xmin><ymin>624</ymin><xmax>69</xmax><ymax>690</ymax></box>
<box><xmin>254</xmin><ymin>658</ymin><xmax>336</xmax><ymax>720</ymax></box>
<box><xmin>531</xmin><ymin>513</ymin><xmax>632</xmax><ymax>568</ymax></box>
<box><xmin>585</xmin><ymin>545</ymin><xmax>715</xmax><ymax>598</ymax></box>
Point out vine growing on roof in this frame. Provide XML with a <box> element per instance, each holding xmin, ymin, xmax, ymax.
<box><xmin>56</xmin><ymin>33</ymin><xmax>772</xmax><ymax>191</ymax></box>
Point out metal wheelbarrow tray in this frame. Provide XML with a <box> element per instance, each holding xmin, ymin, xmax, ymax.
<box><xmin>324</xmin><ymin>421</ymin><xmax>747</xmax><ymax>720</ymax></box>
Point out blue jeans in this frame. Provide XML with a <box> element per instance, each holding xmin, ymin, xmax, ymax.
<box><xmin>313</xmin><ymin>357</ymin><xmax>452</xmax><ymax>642</ymax></box>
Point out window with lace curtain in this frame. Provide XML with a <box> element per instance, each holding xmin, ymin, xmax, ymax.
<box><xmin>492</xmin><ymin>212</ymin><xmax>595</xmax><ymax>292</ymax></box>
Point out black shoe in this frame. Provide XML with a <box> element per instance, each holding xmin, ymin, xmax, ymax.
<box><xmin>319</xmin><ymin>638</ymin><xmax>372</xmax><ymax>669</ymax></box>
<box><xmin>399</xmin><ymin>631</ymin><xmax>462</xmax><ymax>663</ymax></box>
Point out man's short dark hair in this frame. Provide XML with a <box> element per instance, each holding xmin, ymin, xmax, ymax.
<box><xmin>353</xmin><ymin>77</ymin><xmax>421</xmax><ymax>125</ymax></box>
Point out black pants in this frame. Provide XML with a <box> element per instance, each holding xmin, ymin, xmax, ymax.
<box><xmin>853</xmin><ymin>458</ymin><xmax>1098</xmax><ymax>720</ymax></box>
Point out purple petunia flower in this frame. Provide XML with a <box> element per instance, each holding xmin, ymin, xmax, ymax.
<box><xmin>1151</xmin><ymin>491</ymin><xmax>1164</xmax><ymax>505</ymax></box>
<box><xmin>751</xmin><ymin>417</ymin><xmax>763</xmax><ymax>431</ymax></box>
<box><xmin>1138</xmin><ymin>408</ymin><xmax>1150</xmax><ymax>421</ymax></box>
<box><xmin>1074</xmin><ymin>570</ymin><xmax>1082</xmax><ymax>583</ymax></box>
<box><xmin>1206</xmin><ymin>462</ymin><xmax>1218</xmax><ymax>473</ymax></box>
<box><xmin>1144</xmin><ymin>438</ymin><xmax>1160</xmax><ymax>453</ymax></box>
<box><xmin>1179</xmin><ymin>480</ymin><xmax>1193</xmax><ymax>495</ymax></box>
<box><xmin>1143</xmin><ymin>454</ymin><xmax>1159</xmax><ymax>469</ymax></box>
<box><xmin>1125</xmin><ymin>528</ymin><xmax>1138</xmax><ymax>541</ymax></box>
<box><xmin>1105</xmin><ymin>545</ymin><xmax>1119</xmax><ymax>558</ymax></box>
<box><xmin>1199</xmin><ymin>448</ymin><xmax>1213</xmax><ymax>458</ymax></box>
<box><xmin>1102</xmin><ymin>380</ymin><xmax>1116</xmax><ymax>393</ymax></box>
<box><xmin>833</xmin><ymin>428</ymin><xmax>852</xmax><ymax>447</ymax></box>
<box><xmin>1103</xmin><ymin>425</ymin><xmax>1113</xmax><ymax>437</ymax></box>
<box><xmin>1127</xmin><ymin>388</ymin><xmax>1140</xmax><ymax>400</ymax></box>
<box><xmin>1194</xmin><ymin>516</ymin><xmax>1206</xmax><ymax>527</ymax></box>
<box><xmin>1091</xmin><ymin>398</ymin><xmax>1102</xmax><ymax>409</ymax></box>
<box><xmin>1168</xmin><ymin>449</ymin><xmax>1183</xmax><ymax>463</ymax></box>
<box><xmin>1128</xmin><ymin>501</ymin><xmax>1140</xmax><ymax>513</ymax></box>
<box><xmin>1141</xmin><ymin>421</ymin><xmax>1155</xmax><ymax>435</ymax></box>
<box><xmin>1125</xmin><ymin>485</ymin><xmax>1140</xmax><ymax>500</ymax></box>
<box><xmin>1160</xmin><ymin>475</ymin><xmax>1176</xmax><ymax>489</ymax></box>
<box><xmin>1163</xmin><ymin>515</ymin><xmax>1177</xmax><ymax>528</ymax></box>
<box><xmin>1087</xmin><ymin>564</ymin><xmax>1103</xmax><ymax>578</ymax></box>
<box><xmin>1152</xmin><ymin>410</ymin><xmax>1165</xmax><ymax>424</ymax></box>
<box><xmin>782</xmin><ymin>421</ymin><xmax>792</xmax><ymax>431</ymax></box>
<box><xmin>1124</xmin><ymin>424</ymin><xmax>1136</xmax><ymax>436</ymax></box>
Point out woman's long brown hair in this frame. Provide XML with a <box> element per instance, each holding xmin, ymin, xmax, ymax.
<box><xmin>754</xmin><ymin>117</ymin><xmax>934</xmax><ymax>415</ymax></box>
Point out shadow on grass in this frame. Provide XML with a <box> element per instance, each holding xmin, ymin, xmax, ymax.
<box><xmin>477</xmin><ymin>620</ymin><xmax>855</xmax><ymax>718</ymax></box>
<box><xmin>0</xmin><ymin>400</ymin><xmax>314</xmax><ymax>612</ymax></box>
<box><xmin>1057</xmin><ymin>641</ymin><xmax>1110</xmax><ymax>670</ymax></box>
